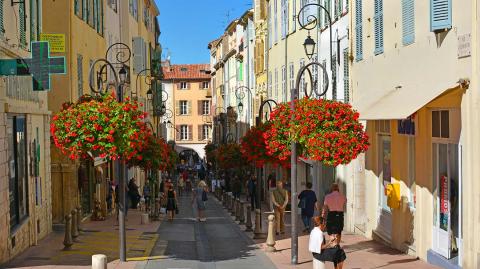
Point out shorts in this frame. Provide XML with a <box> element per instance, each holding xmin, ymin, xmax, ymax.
<box><xmin>197</xmin><ymin>201</ymin><xmax>206</xmax><ymax>211</ymax></box>
<box><xmin>326</xmin><ymin>211</ymin><xmax>344</xmax><ymax>235</ymax></box>
<box><xmin>313</xmin><ymin>247</ymin><xmax>347</xmax><ymax>266</ymax></box>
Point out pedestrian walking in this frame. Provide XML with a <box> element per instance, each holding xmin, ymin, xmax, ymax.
<box><xmin>232</xmin><ymin>176</ymin><xmax>242</xmax><ymax>199</ymax></box>
<box><xmin>247</xmin><ymin>175</ymin><xmax>258</xmax><ymax>210</ymax></box>
<box><xmin>322</xmin><ymin>183</ymin><xmax>347</xmax><ymax>246</ymax></box>
<box><xmin>143</xmin><ymin>180</ymin><xmax>151</xmax><ymax>211</ymax></box>
<box><xmin>271</xmin><ymin>181</ymin><xmax>288</xmax><ymax>235</ymax></box>
<box><xmin>166</xmin><ymin>184</ymin><xmax>177</xmax><ymax>221</ymax></box>
<box><xmin>299</xmin><ymin>182</ymin><xmax>319</xmax><ymax>232</ymax></box>
<box><xmin>192</xmin><ymin>180</ymin><xmax>208</xmax><ymax>222</ymax></box>
<box><xmin>106</xmin><ymin>178</ymin><xmax>114</xmax><ymax>212</ymax></box>
<box><xmin>128</xmin><ymin>178</ymin><xmax>140</xmax><ymax>209</ymax></box>
<box><xmin>309</xmin><ymin>216</ymin><xmax>346</xmax><ymax>269</ymax></box>
<box><xmin>178</xmin><ymin>175</ymin><xmax>185</xmax><ymax>196</ymax></box>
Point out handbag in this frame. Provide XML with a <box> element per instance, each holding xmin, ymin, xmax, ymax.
<box><xmin>160</xmin><ymin>207</ymin><xmax>167</xmax><ymax>214</ymax></box>
<box><xmin>202</xmin><ymin>190</ymin><xmax>208</xmax><ymax>201</ymax></box>
<box><xmin>298</xmin><ymin>197</ymin><xmax>307</xmax><ymax>209</ymax></box>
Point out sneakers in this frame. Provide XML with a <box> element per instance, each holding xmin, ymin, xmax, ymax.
<box><xmin>199</xmin><ymin>218</ymin><xmax>207</xmax><ymax>222</ymax></box>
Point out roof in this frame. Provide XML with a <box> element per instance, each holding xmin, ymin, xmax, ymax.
<box><xmin>162</xmin><ymin>64</ymin><xmax>211</xmax><ymax>80</ymax></box>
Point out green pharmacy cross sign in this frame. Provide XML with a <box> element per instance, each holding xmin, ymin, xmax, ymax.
<box><xmin>0</xmin><ymin>41</ymin><xmax>66</xmax><ymax>91</ymax></box>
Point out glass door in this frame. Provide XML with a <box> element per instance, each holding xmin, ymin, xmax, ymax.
<box><xmin>377</xmin><ymin>135</ymin><xmax>392</xmax><ymax>241</ymax></box>
<box><xmin>432</xmin><ymin>143</ymin><xmax>459</xmax><ymax>259</ymax></box>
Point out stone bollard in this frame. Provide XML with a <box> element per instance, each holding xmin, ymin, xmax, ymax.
<box><xmin>245</xmin><ymin>205</ymin><xmax>253</xmax><ymax>232</ymax></box>
<box><xmin>76</xmin><ymin>206</ymin><xmax>83</xmax><ymax>232</ymax></box>
<box><xmin>223</xmin><ymin>193</ymin><xmax>227</xmax><ymax>207</ymax></box>
<box><xmin>63</xmin><ymin>214</ymin><xmax>73</xmax><ymax>250</ymax></box>
<box><xmin>265</xmin><ymin>214</ymin><xmax>276</xmax><ymax>252</ymax></box>
<box><xmin>229</xmin><ymin>195</ymin><xmax>234</xmax><ymax>212</ymax></box>
<box><xmin>71</xmin><ymin>209</ymin><xmax>79</xmax><ymax>239</ymax></box>
<box><xmin>230</xmin><ymin>196</ymin><xmax>236</xmax><ymax>216</ymax></box>
<box><xmin>92</xmin><ymin>254</ymin><xmax>107</xmax><ymax>269</ymax></box>
<box><xmin>239</xmin><ymin>202</ymin><xmax>245</xmax><ymax>224</ymax></box>
<box><xmin>235</xmin><ymin>199</ymin><xmax>241</xmax><ymax>221</ymax></box>
<box><xmin>141</xmin><ymin>213</ymin><xmax>149</xmax><ymax>224</ymax></box>
<box><xmin>253</xmin><ymin>209</ymin><xmax>265</xmax><ymax>239</ymax></box>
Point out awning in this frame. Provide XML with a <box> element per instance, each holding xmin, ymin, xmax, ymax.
<box><xmin>354</xmin><ymin>84</ymin><xmax>463</xmax><ymax>120</ymax></box>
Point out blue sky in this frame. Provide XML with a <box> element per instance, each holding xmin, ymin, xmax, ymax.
<box><xmin>155</xmin><ymin>0</ymin><xmax>252</xmax><ymax>64</ymax></box>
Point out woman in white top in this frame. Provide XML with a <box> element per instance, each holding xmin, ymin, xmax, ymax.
<box><xmin>309</xmin><ymin>216</ymin><xmax>346</xmax><ymax>269</ymax></box>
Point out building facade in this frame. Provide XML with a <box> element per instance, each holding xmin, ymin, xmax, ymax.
<box><xmin>162</xmin><ymin>64</ymin><xmax>212</xmax><ymax>161</ymax></box>
<box><xmin>0</xmin><ymin>0</ymin><xmax>53</xmax><ymax>262</ymax></box>
<box><xmin>351</xmin><ymin>0</ymin><xmax>479</xmax><ymax>268</ymax></box>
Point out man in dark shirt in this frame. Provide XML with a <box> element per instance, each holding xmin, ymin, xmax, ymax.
<box><xmin>299</xmin><ymin>182</ymin><xmax>319</xmax><ymax>232</ymax></box>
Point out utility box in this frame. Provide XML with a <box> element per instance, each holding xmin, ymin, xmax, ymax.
<box><xmin>386</xmin><ymin>183</ymin><xmax>401</xmax><ymax>209</ymax></box>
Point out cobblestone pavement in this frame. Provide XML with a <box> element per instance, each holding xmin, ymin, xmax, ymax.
<box><xmin>135</xmin><ymin>192</ymin><xmax>277</xmax><ymax>269</ymax></box>
<box><xmin>4</xmin><ymin>208</ymin><xmax>161</xmax><ymax>269</ymax></box>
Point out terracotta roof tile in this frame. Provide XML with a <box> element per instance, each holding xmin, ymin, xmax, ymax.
<box><xmin>162</xmin><ymin>64</ymin><xmax>211</xmax><ymax>80</ymax></box>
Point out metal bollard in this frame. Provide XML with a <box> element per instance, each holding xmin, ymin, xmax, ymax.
<box><xmin>63</xmin><ymin>214</ymin><xmax>73</xmax><ymax>250</ymax></box>
<box><xmin>239</xmin><ymin>202</ymin><xmax>245</xmax><ymax>224</ymax></box>
<box><xmin>245</xmin><ymin>205</ymin><xmax>253</xmax><ymax>231</ymax></box>
<box><xmin>265</xmin><ymin>214</ymin><xmax>276</xmax><ymax>252</ymax></box>
<box><xmin>92</xmin><ymin>254</ymin><xmax>107</xmax><ymax>269</ymax></box>
<box><xmin>76</xmin><ymin>206</ymin><xmax>83</xmax><ymax>232</ymax></box>
<box><xmin>71</xmin><ymin>209</ymin><xmax>79</xmax><ymax>239</ymax></box>
<box><xmin>231</xmin><ymin>197</ymin><xmax>237</xmax><ymax>216</ymax></box>
<box><xmin>253</xmin><ymin>209</ymin><xmax>265</xmax><ymax>239</ymax></box>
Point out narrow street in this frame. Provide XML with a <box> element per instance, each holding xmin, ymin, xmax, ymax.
<box><xmin>138</xmin><ymin>193</ymin><xmax>276</xmax><ymax>269</ymax></box>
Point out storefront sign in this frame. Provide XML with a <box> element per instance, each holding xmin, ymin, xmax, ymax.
<box><xmin>440</xmin><ymin>176</ymin><xmax>449</xmax><ymax>214</ymax></box>
<box><xmin>40</xmin><ymin>33</ymin><xmax>66</xmax><ymax>53</ymax></box>
<box><xmin>458</xmin><ymin>33</ymin><xmax>471</xmax><ymax>58</ymax></box>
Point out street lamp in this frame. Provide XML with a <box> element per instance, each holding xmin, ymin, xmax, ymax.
<box><xmin>257</xmin><ymin>99</ymin><xmax>278</xmax><ymax>125</ymax></box>
<box><xmin>88</xmin><ymin>42</ymin><xmax>131</xmax><ymax>262</ymax></box>
<box><xmin>303</xmin><ymin>35</ymin><xmax>316</xmax><ymax>60</ymax></box>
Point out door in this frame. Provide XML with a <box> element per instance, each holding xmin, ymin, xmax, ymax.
<box><xmin>432</xmin><ymin>143</ymin><xmax>460</xmax><ymax>259</ymax></box>
<box><xmin>377</xmin><ymin>135</ymin><xmax>392</xmax><ymax>241</ymax></box>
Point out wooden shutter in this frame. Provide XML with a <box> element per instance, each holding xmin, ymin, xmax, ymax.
<box><xmin>0</xmin><ymin>0</ymin><xmax>4</xmax><ymax>36</ymax></box>
<box><xmin>430</xmin><ymin>0</ymin><xmax>451</xmax><ymax>31</ymax></box>
<box><xmin>198</xmin><ymin>125</ymin><xmax>203</xmax><ymax>140</ymax></box>
<box><xmin>355</xmin><ymin>0</ymin><xmax>363</xmax><ymax>61</ymax></box>
<box><xmin>374</xmin><ymin>0</ymin><xmax>384</xmax><ymax>55</ymax></box>
<box><xmin>133</xmin><ymin>36</ymin><xmax>145</xmax><ymax>74</ymax></box>
<box><xmin>176</xmin><ymin>125</ymin><xmax>181</xmax><ymax>140</ymax></box>
<box><xmin>291</xmin><ymin>0</ymin><xmax>296</xmax><ymax>32</ymax></box>
<box><xmin>77</xmin><ymin>54</ymin><xmax>83</xmax><ymax>98</ymax></box>
<box><xmin>187</xmin><ymin>101</ymin><xmax>192</xmax><ymax>115</ymax></box>
<box><xmin>188</xmin><ymin>125</ymin><xmax>193</xmax><ymax>141</ymax></box>
<box><xmin>175</xmin><ymin>101</ymin><xmax>180</xmax><ymax>115</ymax></box>
<box><xmin>402</xmin><ymin>0</ymin><xmax>415</xmax><ymax>45</ymax></box>
<box><xmin>198</xmin><ymin>100</ymin><xmax>202</xmax><ymax>115</ymax></box>
<box><xmin>19</xmin><ymin>2</ymin><xmax>26</xmax><ymax>46</ymax></box>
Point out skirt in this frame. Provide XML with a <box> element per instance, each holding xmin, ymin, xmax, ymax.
<box><xmin>166</xmin><ymin>198</ymin><xmax>176</xmax><ymax>211</ymax></box>
<box><xmin>326</xmin><ymin>211</ymin><xmax>344</xmax><ymax>235</ymax></box>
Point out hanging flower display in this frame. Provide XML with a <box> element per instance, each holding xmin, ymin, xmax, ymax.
<box><xmin>240</xmin><ymin>122</ymin><xmax>290</xmax><ymax>168</ymax></box>
<box><xmin>204</xmin><ymin>143</ymin><xmax>217</xmax><ymax>167</ymax></box>
<box><xmin>264</xmin><ymin>97</ymin><xmax>370</xmax><ymax>167</ymax></box>
<box><xmin>51</xmin><ymin>93</ymin><xmax>149</xmax><ymax>161</ymax></box>
<box><xmin>127</xmin><ymin>133</ymin><xmax>170</xmax><ymax>171</ymax></box>
<box><xmin>164</xmin><ymin>144</ymin><xmax>179</xmax><ymax>172</ymax></box>
<box><xmin>216</xmin><ymin>143</ymin><xmax>246</xmax><ymax>170</ymax></box>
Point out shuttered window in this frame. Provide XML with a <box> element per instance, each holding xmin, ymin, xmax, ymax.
<box><xmin>355</xmin><ymin>0</ymin><xmax>362</xmax><ymax>61</ymax></box>
<box><xmin>402</xmin><ymin>0</ymin><xmax>415</xmax><ymax>45</ymax></box>
<box><xmin>30</xmin><ymin>0</ymin><xmax>39</xmax><ymax>41</ymax></box>
<box><xmin>19</xmin><ymin>2</ymin><xmax>26</xmax><ymax>47</ymax></box>
<box><xmin>334</xmin><ymin>0</ymin><xmax>338</xmax><ymax>20</ymax></box>
<box><xmin>374</xmin><ymin>0</ymin><xmax>383</xmax><ymax>55</ymax></box>
<box><xmin>82</xmin><ymin>0</ymin><xmax>87</xmax><ymax>21</ymax></box>
<box><xmin>0</xmin><ymin>0</ymin><xmax>3</xmax><ymax>37</ymax></box>
<box><xmin>430</xmin><ymin>0</ymin><xmax>451</xmax><ymax>32</ymax></box>
<box><xmin>291</xmin><ymin>0</ymin><xmax>296</xmax><ymax>32</ymax></box>
<box><xmin>324</xmin><ymin>0</ymin><xmax>331</xmax><ymax>27</ymax></box>
<box><xmin>274</xmin><ymin>0</ymin><xmax>278</xmax><ymax>43</ymax></box>
<box><xmin>343</xmin><ymin>48</ymin><xmax>349</xmax><ymax>103</ymax></box>
<box><xmin>77</xmin><ymin>54</ymin><xmax>84</xmax><ymax>98</ymax></box>
<box><xmin>331</xmin><ymin>54</ymin><xmax>337</xmax><ymax>100</ymax></box>
<box><xmin>268</xmin><ymin>1</ymin><xmax>272</xmax><ymax>48</ymax></box>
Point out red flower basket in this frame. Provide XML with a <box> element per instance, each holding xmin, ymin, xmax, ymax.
<box><xmin>240</xmin><ymin>122</ymin><xmax>290</xmax><ymax>168</ymax></box>
<box><xmin>128</xmin><ymin>133</ymin><xmax>171</xmax><ymax>171</ymax></box>
<box><xmin>216</xmin><ymin>143</ymin><xmax>246</xmax><ymax>170</ymax></box>
<box><xmin>265</xmin><ymin>98</ymin><xmax>369</xmax><ymax>167</ymax></box>
<box><xmin>51</xmin><ymin>93</ymin><xmax>149</xmax><ymax>161</ymax></box>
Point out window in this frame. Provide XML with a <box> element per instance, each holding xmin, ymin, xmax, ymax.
<box><xmin>202</xmin><ymin>125</ymin><xmax>211</xmax><ymax>140</ymax></box>
<box><xmin>398</xmin><ymin>116</ymin><xmax>415</xmax><ymax>135</ymax></box>
<box><xmin>289</xmin><ymin>62</ymin><xmax>295</xmax><ymax>99</ymax></box>
<box><xmin>180</xmin><ymin>125</ymin><xmax>189</xmax><ymax>140</ymax></box>
<box><xmin>281</xmin><ymin>66</ymin><xmax>287</xmax><ymax>102</ymax></box>
<box><xmin>402</xmin><ymin>0</ymin><xmax>415</xmax><ymax>45</ymax></box>
<box><xmin>202</xmin><ymin>81</ymin><xmax>209</xmax><ymax>89</ymax></box>
<box><xmin>238</xmin><ymin>61</ymin><xmax>244</xmax><ymax>81</ymax></box>
<box><xmin>334</xmin><ymin>0</ymin><xmax>339</xmax><ymax>20</ymax></box>
<box><xmin>268</xmin><ymin>1</ymin><xmax>272</xmax><ymax>48</ymax></box>
<box><xmin>299</xmin><ymin>59</ymin><xmax>305</xmax><ymax>98</ymax></box>
<box><xmin>324</xmin><ymin>0</ymin><xmax>331</xmax><ymax>27</ymax></box>
<box><xmin>338</xmin><ymin>0</ymin><xmax>343</xmax><ymax>17</ymax></box>
<box><xmin>274</xmin><ymin>68</ymin><xmax>278</xmax><ymax>100</ymax></box>
<box><xmin>430</xmin><ymin>0</ymin><xmax>451</xmax><ymax>32</ymax></box>
<box><xmin>179</xmin><ymin>101</ymin><xmax>188</xmax><ymax>115</ymax></box>
<box><xmin>82</xmin><ymin>0</ymin><xmax>87</xmax><ymax>21</ymax></box>
<box><xmin>180</xmin><ymin>82</ymin><xmax>188</xmax><ymax>89</ymax></box>
<box><xmin>355</xmin><ymin>0</ymin><xmax>363</xmax><ymax>61</ymax></box>
<box><xmin>281</xmin><ymin>0</ymin><xmax>288</xmax><ymax>39</ymax></box>
<box><xmin>291</xmin><ymin>0</ymin><xmax>296</xmax><ymax>32</ymax></box>
<box><xmin>331</xmin><ymin>53</ymin><xmax>337</xmax><ymax>100</ymax></box>
<box><xmin>376</xmin><ymin>120</ymin><xmax>391</xmax><ymax>133</ymax></box>
<box><xmin>432</xmin><ymin>110</ymin><xmax>449</xmax><ymax>138</ymax></box>
<box><xmin>30</xmin><ymin>0</ymin><xmax>40</xmax><ymax>42</ymax></box>
<box><xmin>19</xmin><ymin>2</ymin><xmax>26</xmax><ymax>47</ymax></box>
<box><xmin>374</xmin><ymin>0</ymin><xmax>384</xmax><ymax>55</ymax></box>
<box><xmin>0</xmin><ymin>0</ymin><xmax>4</xmax><ymax>37</ymax></box>
<box><xmin>343</xmin><ymin>48</ymin><xmax>349</xmax><ymax>103</ymax></box>
<box><xmin>268</xmin><ymin>71</ymin><xmax>272</xmax><ymax>98</ymax></box>
<box><xmin>202</xmin><ymin>100</ymin><xmax>210</xmax><ymax>115</ymax></box>
<box><xmin>8</xmin><ymin>115</ymin><xmax>29</xmax><ymax>229</ymax></box>
<box><xmin>407</xmin><ymin>137</ymin><xmax>416</xmax><ymax>208</ymax></box>
<box><xmin>129</xmin><ymin>0</ymin><xmax>138</xmax><ymax>20</ymax></box>
<box><xmin>77</xmin><ymin>54</ymin><xmax>83</xmax><ymax>98</ymax></box>
<box><xmin>274</xmin><ymin>0</ymin><xmax>278</xmax><ymax>43</ymax></box>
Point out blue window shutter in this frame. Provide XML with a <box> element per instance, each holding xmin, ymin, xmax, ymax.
<box><xmin>343</xmin><ymin>48</ymin><xmax>349</xmax><ymax>103</ymax></box>
<box><xmin>402</xmin><ymin>0</ymin><xmax>415</xmax><ymax>45</ymax></box>
<box><xmin>374</xmin><ymin>0</ymin><xmax>384</xmax><ymax>55</ymax></box>
<box><xmin>355</xmin><ymin>0</ymin><xmax>363</xmax><ymax>61</ymax></box>
<box><xmin>430</xmin><ymin>0</ymin><xmax>451</xmax><ymax>31</ymax></box>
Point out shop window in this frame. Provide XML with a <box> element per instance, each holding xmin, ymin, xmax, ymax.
<box><xmin>7</xmin><ymin>115</ymin><xmax>29</xmax><ymax>229</ymax></box>
<box><xmin>376</xmin><ymin>120</ymin><xmax>390</xmax><ymax>134</ymax></box>
<box><xmin>432</xmin><ymin>110</ymin><xmax>449</xmax><ymax>138</ymax></box>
